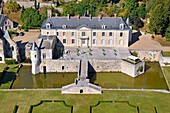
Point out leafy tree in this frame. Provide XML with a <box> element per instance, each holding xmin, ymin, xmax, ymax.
<box><xmin>137</xmin><ymin>2</ymin><xmax>146</xmax><ymax>19</ymax></box>
<box><xmin>149</xmin><ymin>1</ymin><xmax>170</xmax><ymax>35</ymax></box>
<box><xmin>165</xmin><ymin>24</ymin><xmax>170</xmax><ymax>41</ymax></box>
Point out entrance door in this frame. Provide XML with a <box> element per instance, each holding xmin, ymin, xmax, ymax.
<box><xmin>81</xmin><ymin>39</ymin><xmax>88</xmax><ymax>47</ymax></box>
<box><xmin>43</xmin><ymin>66</ymin><xmax>46</xmax><ymax>74</ymax></box>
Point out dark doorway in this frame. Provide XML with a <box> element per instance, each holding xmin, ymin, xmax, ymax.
<box><xmin>80</xmin><ymin>89</ymin><xmax>83</xmax><ymax>94</ymax></box>
<box><xmin>43</xmin><ymin>66</ymin><xmax>46</xmax><ymax>74</ymax></box>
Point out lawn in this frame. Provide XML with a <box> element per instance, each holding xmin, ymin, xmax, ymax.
<box><xmin>0</xmin><ymin>64</ymin><xmax>18</xmax><ymax>89</ymax></box>
<box><xmin>0</xmin><ymin>90</ymin><xmax>170</xmax><ymax>113</ymax></box>
<box><xmin>162</xmin><ymin>67</ymin><xmax>170</xmax><ymax>89</ymax></box>
<box><xmin>162</xmin><ymin>52</ymin><xmax>170</xmax><ymax>57</ymax></box>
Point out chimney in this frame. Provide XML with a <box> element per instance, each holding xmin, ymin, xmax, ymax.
<box><xmin>67</xmin><ymin>14</ymin><xmax>70</xmax><ymax>20</ymax></box>
<box><xmin>47</xmin><ymin>9</ymin><xmax>52</xmax><ymax>18</ymax></box>
<box><xmin>77</xmin><ymin>14</ymin><xmax>80</xmax><ymax>19</ymax></box>
<box><xmin>98</xmin><ymin>15</ymin><xmax>102</xmax><ymax>21</ymax></box>
<box><xmin>114</xmin><ymin>13</ymin><xmax>117</xmax><ymax>17</ymax></box>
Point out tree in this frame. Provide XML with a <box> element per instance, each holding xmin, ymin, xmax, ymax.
<box><xmin>149</xmin><ymin>1</ymin><xmax>170</xmax><ymax>35</ymax></box>
<box><xmin>165</xmin><ymin>24</ymin><xmax>170</xmax><ymax>41</ymax></box>
<box><xmin>137</xmin><ymin>2</ymin><xmax>146</xmax><ymax>19</ymax></box>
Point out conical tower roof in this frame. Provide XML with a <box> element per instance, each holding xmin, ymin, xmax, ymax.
<box><xmin>31</xmin><ymin>41</ymin><xmax>38</xmax><ymax>51</ymax></box>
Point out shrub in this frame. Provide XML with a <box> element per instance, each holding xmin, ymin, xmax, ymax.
<box><xmin>137</xmin><ymin>66</ymin><xmax>143</xmax><ymax>72</ymax></box>
<box><xmin>5</xmin><ymin>59</ymin><xmax>18</xmax><ymax>65</ymax></box>
<box><xmin>132</xmin><ymin>51</ymin><xmax>138</xmax><ymax>57</ymax></box>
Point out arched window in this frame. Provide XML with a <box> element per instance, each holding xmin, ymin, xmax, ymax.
<box><xmin>46</xmin><ymin>23</ymin><xmax>51</xmax><ymax>29</ymax></box>
<box><xmin>119</xmin><ymin>23</ymin><xmax>125</xmax><ymax>30</ymax></box>
<box><xmin>62</xmin><ymin>24</ymin><xmax>67</xmax><ymax>29</ymax></box>
<box><xmin>11</xmin><ymin>46</ymin><xmax>14</xmax><ymax>51</ymax></box>
<box><xmin>102</xmin><ymin>25</ymin><xmax>106</xmax><ymax>29</ymax></box>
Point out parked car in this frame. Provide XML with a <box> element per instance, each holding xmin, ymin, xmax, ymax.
<box><xmin>19</xmin><ymin>32</ymin><xmax>24</xmax><ymax>36</ymax></box>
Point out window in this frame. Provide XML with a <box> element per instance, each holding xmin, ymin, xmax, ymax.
<box><xmin>71</xmin><ymin>32</ymin><xmax>75</xmax><ymax>36</ymax></box>
<box><xmin>93</xmin><ymin>32</ymin><xmax>96</xmax><ymax>36</ymax></box>
<box><xmin>109</xmin><ymin>32</ymin><xmax>112</xmax><ymax>36</ymax></box>
<box><xmin>47</xmin><ymin>32</ymin><xmax>49</xmax><ymax>35</ymax></box>
<box><xmin>11</xmin><ymin>46</ymin><xmax>14</xmax><ymax>51</ymax></box>
<box><xmin>62</xmin><ymin>24</ymin><xmax>67</xmax><ymax>29</ymax></box>
<box><xmin>46</xmin><ymin>23</ymin><xmax>51</xmax><ymax>29</ymax></box>
<box><xmin>72</xmin><ymin>39</ymin><xmax>75</xmax><ymax>44</ymax></box>
<box><xmin>43</xmin><ymin>53</ymin><xmax>46</xmax><ymax>59</ymax></box>
<box><xmin>63</xmin><ymin>32</ymin><xmax>66</xmax><ymax>36</ymax></box>
<box><xmin>102</xmin><ymin>25</ymin><xmax>106</xmax><ymax>29</ymax></box>
<box><xmin>35</xmin><ymin>55</ymin><xmax>36</xmax><ymax>58</ymax></box>
<box><xmin>120</xmin><ymin>32</ymin><xmax>123</xmax><ymax>37</ymax></box>
<box><xmin>0</xmin><ymin>57</ymin><xmax>2</xmax><ymax>61</ymax></box>
<box><xmin>82</xmin><ymin>39</ymin><xmax>85</xmax><ymax>44</ymax></box>
<box><xmin>63</xmin><ymin>39</ymin><xmax>67</xmax><ymax>44</ymax></box>
<box><xmin>102</xmin><ymin>32</ymin><xmax>105</xmax><ymax>36</ymax></box>
<box><xmin>108</xmin><ymin>39</ymin><xmax>112</xmax><ymax>44</ymax></box>
<box><xmin>101</xmin><ymin>39</ymin><xmax>105</xmax><ymax>45</ymax></box>
<box><xmin>119</xmin><ymin>24</ymin><xmax>125</xmax><ymax>30</ymax></box>
<box><xmin>56</xmin><ymin>32</ymin><xmax>59</xmax><ymax>36</ymax></box>
<box><xmin>93</xmin><ymin>39</ymin><xmax>97</xmax><ymax>44</ymax></box>
<box><xmin>82</xmin><ymin>32</ymin><xmax>86</xmax><ymax>36</ymax></box>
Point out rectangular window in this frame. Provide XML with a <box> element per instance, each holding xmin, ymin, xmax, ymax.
<box><xmin>47</xmin><ymin>32</ymin><xmax>49</xmax><ymax>35</ymax></box>
<box><xmin>102</xmin><ymin>32</ymin><xmax>105</xmax><ymax>36</ymax></box>
<box><xmin>71</xmin><ymin>32</ymin><xmax>75</xmax><ymax>36</ymax></box>
<box><xmin>72</xmin><ymin>39</ymin><xmax>75</xmax><ymax>44</ymax></box>
<box><xmin>101</xmin><ymin>39</ymin><xmax>105</xmax><ymax>44</ymax></box>
<box><xmin>62</xmin><ymin>66</ymin><xmax>64</xmax><ymax>70</ymax></box>
<box><xmin>82</xmin><ymin>32</ymin><xmax>86</xmax><ymax>36</ymax></box>
<box><xmin>93</xmin><ymin>39</ymin><xmax>96</xmax><ymax>44</ymax></box>
<box><xmin>120</xmin><ymin>32</ymin><xmax>123</xmax><ymax>37</ymax></box>
<box><xmin>56</xmin><ymin>32</ymin><xmax>59</xmax><ymax>36</ymax></box>
<box><xmin>109</xmin><ymin>32</ymin><xmax>112</xmax><ymax>36</ymax></box>
<box><xmin>63</xmin><ymin>32</ymin><xmax>66</xmax><ymax>36</ymax></box>
<box><xmin>43</xmin><ymin>53</ymin><xmax>46</xmax><ymax>59</ymax></box>
<box><xmin>93</xmin><ymin>32</ymin><xmax>96</xmax><ymax>36</ymax></box>
<box><xmin>63</xmin><ymin>39</ymin><xmax>66</xmax><ymax>44</ymax></box>
<box><xmin>108</xmin><ymin>39</ymin><xmax>112</xmax><ymax>44</ymax></box>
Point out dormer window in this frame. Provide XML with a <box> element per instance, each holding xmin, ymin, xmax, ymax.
<box><xmin>119</xmin><ymin>23</ymin><xmax>125</xmax><ymax>30</ymax></box>
<box><xmin>46</xmin><ymin>23</ymin><xmax>51</xmax><ymax>29</ymax></box>
<box><xmin>102</xmin><ymin>25</ymin><xmax>106</xmax><ymax>29</ymax></box>
<box><xmin>62</xmin><ymin>24</ymin><xmax>67</xmax><ymax>29</ymax></box>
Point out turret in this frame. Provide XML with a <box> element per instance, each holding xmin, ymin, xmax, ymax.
<box><xmin>30</xmin><ymin>41</ymin><xmax>41</xmax><ymax>74</ymax></box>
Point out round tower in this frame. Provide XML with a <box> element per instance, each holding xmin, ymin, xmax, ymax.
<box><xmin>30</xmin><ymin>41</ymin><xmax>41</xmax><ymax>74</ymax></box>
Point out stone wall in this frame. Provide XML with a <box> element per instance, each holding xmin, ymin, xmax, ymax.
<box><xmin>130</xmin><ymin>50</ymin><xmax>161</xmax><ymax>61</ymax></box>
<box><xmin>40</xmin><ymin>60</ymin><xmax>80</xmax><ymax>73</ymax></box>
<box><xmin>88</xmin><ymin>60</ymin><xmax>121</xmax><ymax>72</ymax></box>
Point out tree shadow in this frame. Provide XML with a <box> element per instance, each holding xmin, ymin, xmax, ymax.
<box><xmin>129</xmin><ymin>30</ymin><xmax>142</xmax><ymax>46</ymax></box>
<box><xmin>16</xmin><ymin>41</ymin><xmax>28</xmax><ymax>61</ymax></box>
<box><xmin>55</xmin><ymin>37</ymin><xmax>64</xmax><ymax>59</ymax></box>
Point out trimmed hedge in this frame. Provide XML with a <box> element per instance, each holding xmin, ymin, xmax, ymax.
<box><xmin>90</xmin><ymin>100</ymin><xmax>140</xmax><ymax>113</ymax></box>
<box><xmin>5</xmin><ymin>59</ymin><xmax>18</xmax><ymax>65</ymax></box>
<box><xmin>28</xmin><ymin>100</ymin><xmax>73</xmax><ymax>113</ymax></box>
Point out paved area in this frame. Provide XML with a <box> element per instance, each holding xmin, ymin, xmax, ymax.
<box><xmin>60</xmin><ymin>47</ymin><xmax>131</xmax><ymax>60</ymax></box>
<box><xmin>129</xmin><ymin>33</ymin><xmax>170</xmax><ymax>51</ymax></box>
<box><xmin>13</xmin><ymin>30</ymin><xmax>40</xmax><ymax>44</ymax></box>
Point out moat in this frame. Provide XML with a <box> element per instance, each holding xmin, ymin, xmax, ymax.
<box><xmin>12</xmin><ymin>62</ymin><xmax>168</xmax><ymax>89</ymax></box>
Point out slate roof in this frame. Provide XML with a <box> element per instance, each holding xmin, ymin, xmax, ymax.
<box><xmin>41</xmin><ymin>17</ymin><xmax>130</xmax><ymax>30</ymax></box>
<box><xmin>0</xmin><ymin>15</ymin><xmax>7</xmax><ymax>27</ymax></box>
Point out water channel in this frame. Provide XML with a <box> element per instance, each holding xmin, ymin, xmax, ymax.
<box><xmin>12</xmin><ymin>62</ymin><xmax>168</xmax><ymax>90</ymax></box>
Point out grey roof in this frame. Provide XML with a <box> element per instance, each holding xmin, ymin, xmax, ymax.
<box><xmin>41</xmin><ymin>17</ymin><xmax>130</xmax><ymax>30</ymax></box>
<box><xmin>0</xmin><ymin>15</ymin><xmax>8</xmax><ymax>27</ymax></box>
<box><xmin>32</xmin><ymin>41</ymin><xmax>38</xmax><ymax>51</ymax></box>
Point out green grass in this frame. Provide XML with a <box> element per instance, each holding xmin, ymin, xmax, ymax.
<box><xmin>162</xmin><ymin>52</ymin><xmax>170</xmax><ymax>57</ymax></box>
<box><xmin>162</xmin><ymin>67</ymin><xmax>170</xmax><ymax>89</ymax></box>
<box><xmin>0</xmin><ymin>64</ymin><xmax>18</xmax><ymax>89</ymax></box>
<box><xmin>0</xmin><ymin>90</ymin><xmax>170</xmax><ymax>113</ymax></box>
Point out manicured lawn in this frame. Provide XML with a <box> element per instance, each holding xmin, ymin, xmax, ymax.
<box><xmin>0</xmin><ymin>90</ymin><xmax>170</xmax><ymax>113</ymax></box>
<box><xmin>0</xmin><ymin>64</ymin><xmax>18</xmax><ymax>89</ymax></box>
<box><xmin>162</xmin><ymin>66</ymin><xmax>170</xmax><ymax>89</ymax></box>
<box><xmin>162</xmin><ymin>52</ymin><xmax>170</xmax><ymax>57</ymax></box>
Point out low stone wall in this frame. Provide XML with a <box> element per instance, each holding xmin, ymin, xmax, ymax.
<box><xmin>130</xmin><ymin>50</ymin><xmax>161</xmax><ymax>61</ymax></box>
<box><xmin>40</xmin><ymin>60</ymin><xmax>80</xmax><ymax>73</ymax></box>
<box><xmin>88</xmin><ymin>60</ymin><xmax>121</xmax><ymax>72</ymax></box>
